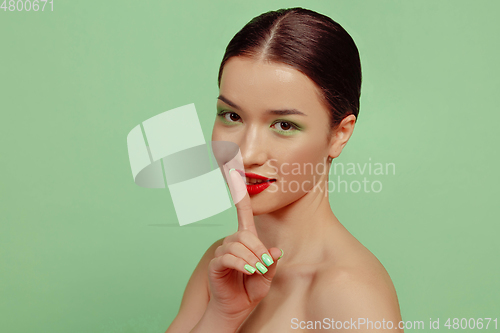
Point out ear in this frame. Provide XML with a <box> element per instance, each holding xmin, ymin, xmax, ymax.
<box><xmin>328</xmin><ymin>114</ymin><xmax>356</xmax><ymax>159</ymax></box>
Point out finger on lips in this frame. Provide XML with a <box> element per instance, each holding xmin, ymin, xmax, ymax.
<box><xmin>229</xmin><ymin>168</ymin><xmax>258</xmax><ymax>236</ymax></box>
<box><xmin>226</xmin><ymin>168</ymin><xmax>283</xmax><ymax>274</ymax></box>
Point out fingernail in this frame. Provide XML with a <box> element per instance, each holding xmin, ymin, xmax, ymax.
<box><xmin>229</xmin><ymin>168</ymin><xmax>236</xmax><ymax>175</ymax></box>
<box><xmin>261</xmin><ymin>253</ymin><xmax>274</xmax><ymax>267</ymax></box>
<box><xmin>277</xmin><ymin>249</ymin><xmax>284</xmax><ymax>260</ymax></box>
<box><xmin>244</xmin><ymin>264</ymin><xmax>256</xmax><ymax>274</ymax></box>
<box><xmin>255</xmin><ymin>262</ymin><xmax>268</xmax><ymax>274</ymax></box>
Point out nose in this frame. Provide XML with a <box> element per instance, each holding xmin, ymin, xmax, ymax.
<box><xmin>239</xmin><ymin>125</ymin><xmax>268</xmax><ymax>169</ymax></box>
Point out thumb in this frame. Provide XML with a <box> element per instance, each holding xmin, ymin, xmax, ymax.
<box><xmin>259</xmin><ymin>247</ymin><xmax>284</xmax><ymax>281</ymax></box>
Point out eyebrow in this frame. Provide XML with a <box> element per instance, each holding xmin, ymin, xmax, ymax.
<box><xmin>217</xmin><ymin>95</ymin><xmax>307</xmax><ymax>116</ymax></box>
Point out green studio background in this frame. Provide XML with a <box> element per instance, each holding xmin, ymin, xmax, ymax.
<box><xmin>1</xmin><ymin>0</ymin><xmax>498</xmax><ymax>332</ymax></box>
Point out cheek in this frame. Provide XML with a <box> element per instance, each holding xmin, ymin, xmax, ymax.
<box><xmin>211</xmin><ymin>124</ymin><xmax>221</xmax><ymax>141</ymax></box>
<box><xmin>279</xmin><ymin>140</ymin><xmax>326</xmax><ymax>172</ymax></box>
<box><xmin>211</xmin><ymin>123</ymin><xmax>230</xmax><ymax>142</ymax></box>
<box><xmin>212</xmin><ymin>122</ymin><xmax>241</xmax><ymax>142</ymax></box>
<box><xmin>275</xmin><ymin>144</ymin><xmax>328</xmax><ymax>191</ymax></box>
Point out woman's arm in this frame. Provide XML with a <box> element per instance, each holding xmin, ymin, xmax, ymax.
<box><xmin>188</xmin><ymin>299</ymin><xmax>252</xmax><ymax>333</ymax></box>
<box><xmin>165</xmin><ymin>237</ymin><xmax>224</xmax><ymax>333</ymax></box>
<box><xmin>167</xmin><ymin>170</ymin><xmax>282</xmax><ymax>332</ymax></box>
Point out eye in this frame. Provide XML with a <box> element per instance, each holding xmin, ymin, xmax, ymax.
<box><xmin>271</xmin><ymin>120</ymin><xmax>299</xmax><ymax>132</ymax></box>
<box><xmin>225</xmin><ymin>112</ymin><xmax>241</xmax><ymax>122</ymax></box>
<box><xmin>217</xmin><ymin>111</ymin><xmax>242</xmax><ymax>124</ymax></box>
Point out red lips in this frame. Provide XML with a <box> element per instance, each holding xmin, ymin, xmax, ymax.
<box><xmin>244</xmin><ymin>172</ymin><xmax>273</xmax><ymax>180</ymax></box>
<box><xmin>244</xmin><ymin>172</ymin><xmax>276</xmax><ymax>195</ymax></box>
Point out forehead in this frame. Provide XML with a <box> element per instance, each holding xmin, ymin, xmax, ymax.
<box><xmin>219</xmin><ymin>57</ymin><xmax>327</xmax><ymax>115</ymax></box>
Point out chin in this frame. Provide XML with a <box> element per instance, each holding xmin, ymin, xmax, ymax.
<box><xmin>249</xmin><ymin>191</ymin><xmax>304</xmax><ymax>216</ymax></box>
<box><xmin>249</xmin><ymin>195</ymin><xmax>279</xmax><ymax>216</ymax></box>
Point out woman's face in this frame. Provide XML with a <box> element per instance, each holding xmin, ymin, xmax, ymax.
<box><xmin>212</xmin><ymin>56</ymin><xmax>335</xmax><ymax>215</ymax></box>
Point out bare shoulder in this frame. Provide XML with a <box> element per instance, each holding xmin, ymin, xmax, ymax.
<box><xmin>307</xmin><ymin>250</ymin><xmax>403</xmax><ymax>331</ymax></box>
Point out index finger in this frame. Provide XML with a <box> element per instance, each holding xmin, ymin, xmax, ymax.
<box><xmin>228</xmin><ymin>168</ymin><xmax>258</xmax><ymax>236</ymax></box>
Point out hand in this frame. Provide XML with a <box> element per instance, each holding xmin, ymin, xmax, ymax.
<box><xmin>207</xmin><ymin>168</ymin><xmax>282</xmax><ymax>321</ymax></box>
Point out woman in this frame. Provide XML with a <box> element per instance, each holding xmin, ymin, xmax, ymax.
<box><xmin>167</xmin><ymin>7</ymin><xmax>403</xmax><ymax>333</ymax></box>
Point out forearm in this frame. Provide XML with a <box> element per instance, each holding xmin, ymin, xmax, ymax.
<box><xmin>189</xmin><ymin>301</ymin><xmax>249</xmax><ymax>333</ymax></box>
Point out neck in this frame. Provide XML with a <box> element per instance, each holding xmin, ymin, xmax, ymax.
<box><xmin>253</xmin><ymin>176</ymin><xmax>344</xmax><ymax>266</ymax></box>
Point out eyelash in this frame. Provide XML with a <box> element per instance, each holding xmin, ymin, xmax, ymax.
<box><xmin>217</xmin><ymin>111</ymin><xmax>301</xmax><ymax>134</ymax></box>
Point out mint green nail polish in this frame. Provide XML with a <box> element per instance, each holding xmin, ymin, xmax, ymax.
<box><xmin>262</xmin><ymin>253</ymin><xmax>274</xmax><ymax>267</ymax></box>
<box><xmin>255</xmin><ymin>262</ymin><xmax>268</xmax><ymax>274</ymax></box>
<box><xmin>244</xmin><ymin>264</ymin><xmax>256</xmax><ymax>274</ymax></box>
<box><xmin>229</xmin><ymin>168</ymin><xmax>236</xmax><ymax>175</ymax></box>
<box><xmin>278</xmin><ymin>249</ymin><xmax>284</xmax><ymax>260</ymax></box>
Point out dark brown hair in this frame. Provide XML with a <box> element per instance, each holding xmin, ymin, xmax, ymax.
<box><xmin>217</xmin><ymin>7</ymin><xmax>362</xmax><ymax>131</ymax></box>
